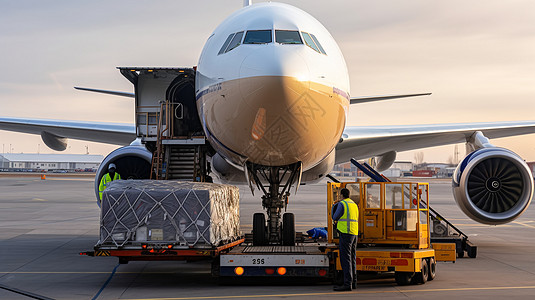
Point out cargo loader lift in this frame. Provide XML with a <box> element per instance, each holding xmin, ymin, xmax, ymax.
<box><xmin>217</xmin><ymin>177</ymin><xmax>459</xmax><ymax>286</ymax></box>
<box><xmin>350</xmin><ymin>159</ymin><xmax>477</xmax><ymax>258</ymax></box>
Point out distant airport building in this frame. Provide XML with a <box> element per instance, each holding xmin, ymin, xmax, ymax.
<box><xmin>0</xmin><ymin>153</ymin><xmax>103</xmax><ymax>172</ymax></box>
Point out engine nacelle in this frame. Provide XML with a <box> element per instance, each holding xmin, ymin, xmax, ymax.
<box><xmin>375</xmin><ymin>151</ymin><xmax>396</xmax><ymax>172</ymax></box>
<box><xmin>300</xmin><ymin>151</ymin><xmax>335</xmax><ymax>183</ymax></box>
<box><xmin>211</xmin><ymin>153</ymin><xmax>247</xmax><ymax>183</ymax></box>
<box><xmin>453</xmin><ymin>147</ymin><xmax>533</xmax><ymax>225</ymax></box>
<box><xmin>94</xmin><ymin>145</ymin><xmax>152</xmax><ymax>205</ymax></box>
<box><xmin>41</xmin><ymin>131</ymin><xmax>67</xmax><ymax>151</ymax></box>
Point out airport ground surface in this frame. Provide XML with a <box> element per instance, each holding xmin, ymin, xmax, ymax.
<box><xmin>0</xmin><ymin>175</ymin><xmax>534</xmax><ymax>299</ymax></box>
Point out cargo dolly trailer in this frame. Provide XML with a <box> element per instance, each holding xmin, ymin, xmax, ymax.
<box><xmin>81</xmin><ymin>180</ymin><xmax>245</xmax><ymax>263</ymax></box>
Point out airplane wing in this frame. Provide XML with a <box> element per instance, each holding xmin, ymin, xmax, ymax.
<box><xmin>0</xmin><ymin>117</ymin><xmax>136</xmax><ymax>146</ymax></box>
<box><xmin>335</xmin><ymin>121</ymin><xmax>535</xmax><ymax>164</ymax></box>
<box><xmin>74</xmin><ymin>87</ymin><xmax>135</xmax><ymax>98</ymax></box>
<box><xmin>350</xmin><ymin>93</ymin><xmax>431</xmax><ymax>105</ymax></box>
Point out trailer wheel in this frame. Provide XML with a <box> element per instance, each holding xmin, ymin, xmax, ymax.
<box><xmin>427</xmin><ymin>257</ymin><xmax>436</xmax><ymax>281</ymax></box>
<box><xmin>468</xmin><ymin>246</ymin><xmax>477</xmax><ymax>258</ymax></box>
<box><xmin>394</xmin><ymin>271</ymin><xmax>414</xmax><ymax>286</ymax></box>
<box><xmin>282</xmin><ymin>213</ymin><xmax>296</xmax><ymax>246</ymax></box>
<box><xmin>413</xmin><ymin>259</ymin><xmax>428</xmax><ymax>284</ymax></box>
<box><xmin>253</xmin><ymin>213</ymin><xmax>266</xmax><ymax>246</ymax></box>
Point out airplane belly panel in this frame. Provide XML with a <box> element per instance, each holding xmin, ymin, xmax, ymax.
<box><xmin>198</xmin><ymin>76</ymin><xmax>347</xmax><ymax>170</ymax></box>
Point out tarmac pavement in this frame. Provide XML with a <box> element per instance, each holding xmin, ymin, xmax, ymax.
<box><xmin>0</xmin><ymin>175</ymin><xmax>534</xmax><ymax>299</ymax></box>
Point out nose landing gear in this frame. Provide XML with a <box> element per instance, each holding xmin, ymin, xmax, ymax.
<box><xmin>246</xmin><ymin>162</ymin><xmax>302</xmax><ymax>246</ymax></box>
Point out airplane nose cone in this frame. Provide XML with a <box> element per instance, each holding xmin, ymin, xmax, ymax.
<box><xmin>204</xmin><ymin>47</ymin><xmax>345</xmax><ymax>169</ymax></box>
<box><xmin>227</xmin><ymin>46</ymin><xmax>342</xmax><ymax>168</ymax></box>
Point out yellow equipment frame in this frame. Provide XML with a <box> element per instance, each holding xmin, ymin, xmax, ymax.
<box><xmin>327</xmin><ymin>181</ymin><xmax>430</xmax><ymax>249</ymax></box>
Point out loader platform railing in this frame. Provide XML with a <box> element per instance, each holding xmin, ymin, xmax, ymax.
<box><xmin>330</xmin><ymin>158</ymin><xmax>477</xmax><ymax>257</ymax></box>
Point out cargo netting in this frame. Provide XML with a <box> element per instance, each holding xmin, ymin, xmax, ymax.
<box><xmin>99</xmin><ymin>180</ymin><xmax>240</xmax><ymax>248</ymax></box>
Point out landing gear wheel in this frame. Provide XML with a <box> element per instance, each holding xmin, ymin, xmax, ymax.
<box><xmin>282</xmin><ymin>213</ymin><xmax>296</xmax><ymax>246</ymax></box>
<box><xmin>412</xmin><ymin>259</ymin><xmax>428</xmax><ymax>284</ymax></box>
<box><xmin>427</xmin><ymin>257</ymin><xmax>436</xmax><ymax>281</ymax></box>
<box><xmin>394</xmin><ymin>272</ymin><xmax>414</xmax><ymax>286</ymax></box>
<box><xmin>253</xmin><ymin>213</ymin><xmax>266</xmax><ymax>246</ymax></box>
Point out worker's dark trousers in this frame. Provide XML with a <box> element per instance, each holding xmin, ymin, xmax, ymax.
<box><xmin>339</xmin><ymin>232</ymin><xmax>357</xmax><ymax>287</ymax></box>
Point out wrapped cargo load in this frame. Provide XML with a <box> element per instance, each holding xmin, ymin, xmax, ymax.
<box><xmin>98</xmin><ymin>180</ymin><xmax>240</xmax><ymax>248</ymax></box>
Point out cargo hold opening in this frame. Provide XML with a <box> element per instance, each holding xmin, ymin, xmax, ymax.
<box><xmin>166</xmin><ymin>75</ymin><xmax>203</xmax><ymax>138</ymax></box>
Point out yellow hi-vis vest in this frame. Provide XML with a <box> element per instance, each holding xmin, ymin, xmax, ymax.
<box><xmin>337</xmin><ymin>198</ymin><xmax>359</xmax><ymax>235</ymax></box>
<box><xmin>99</xmin><ymin>172</ymin><xmax>121</xmax><ymax>200</ymax></box>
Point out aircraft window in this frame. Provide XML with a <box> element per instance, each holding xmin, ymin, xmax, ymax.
<box><xmin>226</xmin><ymin>31</ymin><xmax>244</xmax><ymax>52</ymax></box>
<box><xmin>218</xmin><ymin>33</ymin><xmax>235</xmax><ymax>55</ymax></box>
<box><xmin>302</xmin><ymin>32</ymin><xmax>320</xmax><ymax>53</ymax></box>
<box><xmin>310</xmin><ymin>34</ymin><xmax>327</xmax><ymax>55</ymax></box>
<box><xmin>275</xmin><ymin>30</ymin><xmax>303</xmax><ymax>44</ymax></box>
<box><xmin>244</xmin><ymin>30</ymin><xmax>272</xmax><ymax>44</ymax></box>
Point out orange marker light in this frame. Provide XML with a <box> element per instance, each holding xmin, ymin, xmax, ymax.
<box><xmin>167</xmin><ymin>244</ymin><xmax>173</xmax><ymax>249</ymax></box>
<box><xmin>277</xmin><ymin>267</ymin><xmax>287</xmax><ymax>275</ymax></box>
<box><xmin>234</xmin><ymin>267</ymin><xmax>244</xmax><ymax>276</ymax></box>
<box><xmin>141</xmin><ymin>244</ymin><xmax>147</xmax><ymax>249</ymax></box>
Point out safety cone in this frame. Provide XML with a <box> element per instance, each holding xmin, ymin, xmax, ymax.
<box><xmin>41</xmin><ymin>174</ymin><xmax>46</xmax><ymax>180</ymax></box>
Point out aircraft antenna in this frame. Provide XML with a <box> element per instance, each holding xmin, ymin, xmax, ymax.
<box><xmin>243</xmin><ymin>0</ymin><xmax>252</xmax><ymax>7</ymax></box>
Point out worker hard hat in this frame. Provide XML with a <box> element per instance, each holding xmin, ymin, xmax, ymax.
<box><xmin>108</xmin><ymin>163</ymin><xmax>116</xmax><ymax>171</ymax></box>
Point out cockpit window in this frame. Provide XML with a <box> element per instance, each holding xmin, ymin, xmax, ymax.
<box><xmin>302</xmin><ymin>32</ymin><xmax>326</xmax><ymax>55</ymax></box>
<box><xmin>310</xmin><ymin>33</ymin><xmax>326</xmax><ymax>55</ymax></box>
<box><xmin>226</xmin><ymin>31</ymin><xmax>244</xmax><ymax>52</ymax></box>
<box><xmin>244</xmin><ymin>30</ymin><xmax>272</xmax><ymax>44</ymax></box>
<box><xmin>275</xmin><ymin>30</ymin><xmax>303</xmax><ymax>44</ymax></box>
<box><xmin>218</xmin><ymin>33</ymin><xmax>235</xmax><ymax>55</ymax></box>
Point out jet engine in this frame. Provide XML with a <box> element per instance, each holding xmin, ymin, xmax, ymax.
<box><xmin>452</xmin><ymin>147</ymin><xmax>533</xmax><ymax>225</ymax></box>
<box><xmin>94</xmin><ymin>145</ymin><xmax>152</xmax><ymax>205</ymax></box>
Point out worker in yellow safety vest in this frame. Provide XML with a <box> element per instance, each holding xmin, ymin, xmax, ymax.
<box><xmin>99</xmin><ymin>163</ymin><xmax>121</xmax><ymax>201</ymax></box>
<box><xmin>331</xmin><ymin>188</ymin><xmax>359</xmax><ymax>291</ymax></box>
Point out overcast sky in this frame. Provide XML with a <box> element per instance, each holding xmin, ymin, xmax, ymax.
<box><xmin>1</xmin><ymin>0</ymin><xmax>535</xmax><ymax>163</ymax></box>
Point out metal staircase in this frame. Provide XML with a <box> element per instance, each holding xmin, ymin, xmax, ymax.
<box><xmin>167</xmin><ymin>146</ymin><xmax>207</xmax><ymax>181</ymax></box>
<box><xmin>150</xmin><ymin>101</ymin><xmax>210</xmax><ymax>182</ymax></box>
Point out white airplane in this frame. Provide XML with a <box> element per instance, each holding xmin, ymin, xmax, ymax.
<box><xmin>1</xmin><ymin>1</ymin><xmax>534</xmax><ymax>245</ymax></box>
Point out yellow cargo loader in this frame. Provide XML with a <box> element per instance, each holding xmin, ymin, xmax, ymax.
<box><xmin>326</xmin><ymin>181</ymin><xmax>455</xmax><ymax>285</ymax></box>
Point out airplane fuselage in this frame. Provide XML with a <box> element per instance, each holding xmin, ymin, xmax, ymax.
<box><xmin>196</xmin><ymin>3</ymin><xmax>350</xmax><ymax>171</ymax></box>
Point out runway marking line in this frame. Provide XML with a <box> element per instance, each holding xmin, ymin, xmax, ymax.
<box><xmin>31</xmin><ymin>198</ymin><xmax>47</xmax><ymax>202</ymax></box>
<box><xmin>0</xmin><ymin>272</ymin><xmax>178</xmax><ymax>274</ymax></box>
<box><xmin>118</xmin><ymin>286</ymin><xmax>535</xmax><ymax>300</ymax></box>
<box><xmin>513</xmin><ymin>221</ymin><xmax>535</xmax><ymax>229</ymax></box>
